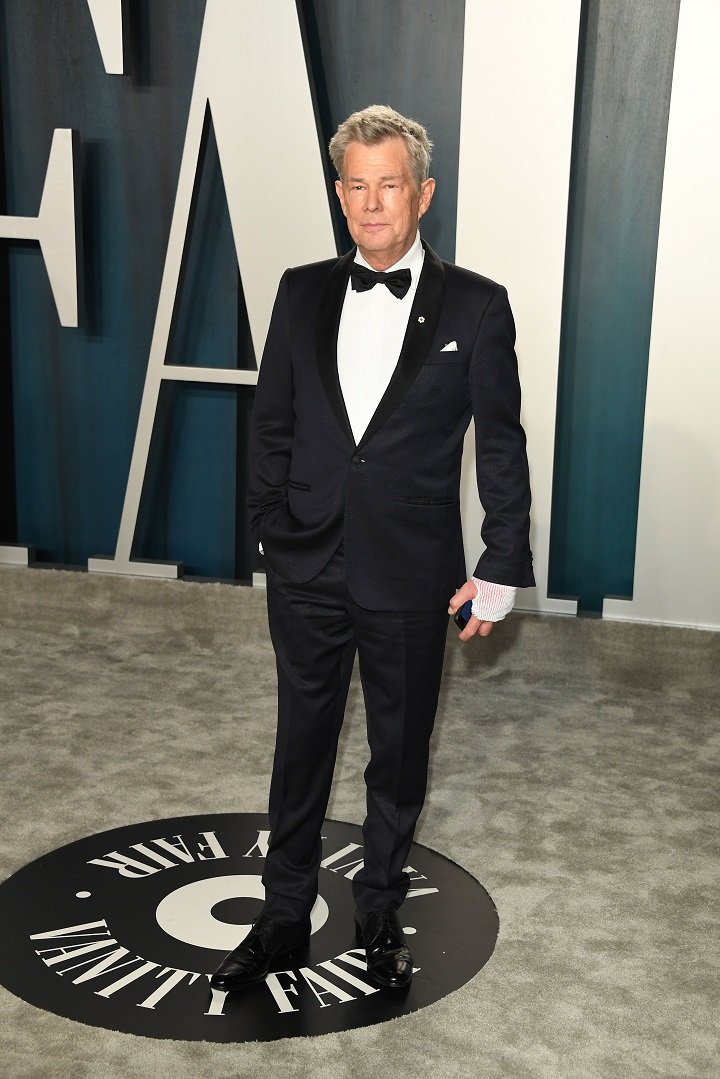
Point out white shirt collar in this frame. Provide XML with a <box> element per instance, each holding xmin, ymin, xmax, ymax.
<box><xmin>354</xmin><ymin>231</ymin><xmax>424</xmax><ymax>284</ymax></box>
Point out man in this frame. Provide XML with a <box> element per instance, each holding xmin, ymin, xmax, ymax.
<box><xmin>211</xmin><ymin>105</ymin><xmax>533</xmax><ymax>992</ymax></box>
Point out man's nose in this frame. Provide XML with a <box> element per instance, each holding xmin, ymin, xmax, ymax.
<box><xmin>364</xmin><ymin>187</ymin><xmax>382</xmax><ymax>211</ymax></box>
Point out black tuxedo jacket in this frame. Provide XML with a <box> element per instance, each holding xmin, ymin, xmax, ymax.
<box><xmin>248</xmin><ymin>242</ymin><xmax>534</xmax><ymax>611</ymax></box>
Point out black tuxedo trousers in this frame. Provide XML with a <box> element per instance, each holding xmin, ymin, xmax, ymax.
<box><xmin>261</xmin><ymin>544</ymin><xmax>449</xmax><ymax>919</ymax></box>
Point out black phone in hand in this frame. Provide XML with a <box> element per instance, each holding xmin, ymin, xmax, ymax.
<box><xmin>453</xmin><ymin>600</ymin><xmax>473</xmax><ymax>630</ymax></box>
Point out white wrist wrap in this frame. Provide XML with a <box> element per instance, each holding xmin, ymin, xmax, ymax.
<box><xmin>471</xmin><ymin>578</ymin><xmax>516</xmax><ymax>622</ymax></box>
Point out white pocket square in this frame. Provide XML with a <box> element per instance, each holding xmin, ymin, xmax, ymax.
<box><xmin>440</xmin><ymin>341</ymin><xmax>458</xmax><ymax>352</ymax></box>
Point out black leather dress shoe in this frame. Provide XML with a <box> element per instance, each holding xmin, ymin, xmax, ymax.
<box><xmin>210</xmin><ymin>913</ymin><xmax>311</xmax><ymax>991</ymax></box>
<box><xmin>355</xmin><ymin>908</ymin><xmax>413</xmax><ymax>989</ymax></box>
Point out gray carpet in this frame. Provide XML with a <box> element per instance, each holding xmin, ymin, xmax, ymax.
<box><xmin>0</xmin><ymin>565</ymin><xmax>718</xmax><ymax>1078</ymax></box>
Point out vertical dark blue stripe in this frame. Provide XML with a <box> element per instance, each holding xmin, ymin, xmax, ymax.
<box><xmin>549</xmin><ymin>0</ymin><xmax>680</xmax><ymax>615</ymax></box>
<box><xmin>0</xmin><ymin>5</ymin><xmax>17</xmax><ymax>542</ymax></box>
<box><xmin>133</xmin><ymin>113</ymin><xmax>251</xmax><ymax>580</ymax></box>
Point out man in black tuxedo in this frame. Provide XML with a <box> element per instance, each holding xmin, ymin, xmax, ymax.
<box><xmin>212</xmin><ymin>105</ymin><xmax>533</xmax><ymax>992</ymax></box>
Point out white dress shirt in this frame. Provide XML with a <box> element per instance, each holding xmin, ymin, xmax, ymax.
<box><xmin>338</xmin><ymin>233</ymin><xmax>424</xmax><ymax>443</ymax></box>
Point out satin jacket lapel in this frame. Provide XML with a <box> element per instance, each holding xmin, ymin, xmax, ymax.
<box><xmin>316</xmin><ymin>249</ymin><xmax>356</xmax><ymax>447</ymax></box>
<box><xmin>357</xmin><ymin>242</ymin><xmax>446</xmax><ymax>451</ymax></box>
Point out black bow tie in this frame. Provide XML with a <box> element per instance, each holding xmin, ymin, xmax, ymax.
<box><xmin>350</xmin><ymin>263</ymin><xmax>412</xmax><ymax>300</ymax></box>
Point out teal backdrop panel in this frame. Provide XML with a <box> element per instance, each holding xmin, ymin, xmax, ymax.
<box><xmin>133</xmin><ymin>117</ymin><xmax>253</xmax><ymax>579</ymax></box>
<box><xmin>0</xmin><ymin>1</ymin><xmax>239</xmax><ymax>574</ymax></box>
<box><xmin>549</xmin><ymin>0</ymin><xmax>680</xmax><ymax>614</ymax></box>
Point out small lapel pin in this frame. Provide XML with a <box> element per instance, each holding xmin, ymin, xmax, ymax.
<box><xmin>418</xmin><ymin>316</ymin><xmax>425</xmax><ymax>323</ymax></box>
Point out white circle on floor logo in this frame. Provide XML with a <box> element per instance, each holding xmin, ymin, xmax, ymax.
<box><xmin>155</xmin><ymin>875</ymin><xmax>329</xmax><ymax>950</ymax></box>
<box><xmin>0</xmin><ymin>814</ymin><xmax>498</xmax><ymax>1042</ymax></box>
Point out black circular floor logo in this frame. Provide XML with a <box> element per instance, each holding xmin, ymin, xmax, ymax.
<box><xmin>0</xmin><ymin>814</ymin><xmax>498</xmax><ymax>1041</ymax></box>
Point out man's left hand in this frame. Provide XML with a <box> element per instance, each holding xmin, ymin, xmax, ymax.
<box><xmin>448</xmin><ymin>581</ymin><xmax>494</xmax><ymax>641</ymax></box>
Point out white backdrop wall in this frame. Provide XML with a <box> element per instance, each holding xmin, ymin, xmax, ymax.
<box><xmin>456</xmin><ymin>0</ymin><xmax>581</xmax><ymax>618</ymax></box>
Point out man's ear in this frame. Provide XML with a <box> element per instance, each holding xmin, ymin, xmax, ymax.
<box><xmin>419</xmin><ymin>177</ymin><xmax>436</xmax><ymax>219</ymax></box>
<box><xmin>335</xmin><ymin>179</ymin><xmax>347</xmax><ymax>217</ymax></box>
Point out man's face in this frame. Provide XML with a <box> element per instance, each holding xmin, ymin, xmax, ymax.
<box><xmin>335</xmin><ymin>137</ymin><xmax>435</xmax><ymax>271</ymax></box>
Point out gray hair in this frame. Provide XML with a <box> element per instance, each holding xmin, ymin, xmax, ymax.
<box><xmin>329</xmin><ymin>105</ymin><xmax>433</xmax><ymax>189</ymax></box>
